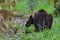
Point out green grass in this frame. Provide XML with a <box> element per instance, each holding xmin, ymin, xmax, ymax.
<box><xmin>15</xmin><ymin>0</ymin><xmax>54</xmax><ymax>15</ymax></box>
<box><xmin>0</xmin><ymin>17</ymin><xmax>60</xmax><ymax>40</ymax></box>
<box><xmin>17</xmin><ymin>17</ymin><xmax>60</xmax><ymax>40</ymax></box>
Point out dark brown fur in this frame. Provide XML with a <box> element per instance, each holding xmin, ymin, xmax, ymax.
<box><xmin>25</xmin><ymin>9</ymin><xmax>53</xmax><ymax>32</ymax></box>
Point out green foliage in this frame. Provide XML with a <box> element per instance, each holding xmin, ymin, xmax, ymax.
<box><xmin>15</xmin><ymin>0</ymin><xmax>54</xmax><ymax>15</ymax></box>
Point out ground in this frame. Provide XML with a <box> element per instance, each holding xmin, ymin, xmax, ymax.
<box><xmin>0</xmin><ymin>16</ymin><xmax>60</xmax><ymax>40</ymax></box>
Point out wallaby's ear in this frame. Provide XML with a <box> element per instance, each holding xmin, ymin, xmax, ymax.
<box><xmin>30</xmin><ymin>15</ymin><xmax>32</xmax><ymax>19</ymax></box>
